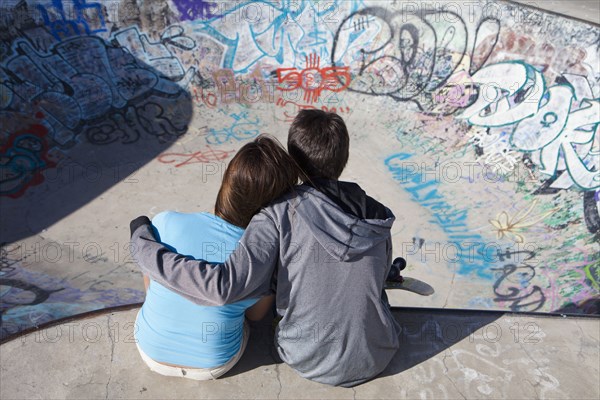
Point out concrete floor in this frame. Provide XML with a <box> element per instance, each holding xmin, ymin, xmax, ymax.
<box><xmin>1</xmin><ymin>307</ymin><xmax>598</xmax><ymax>399</ymax></box>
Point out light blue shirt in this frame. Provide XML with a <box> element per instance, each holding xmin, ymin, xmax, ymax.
<box><xmin>135</xmin><ymin>211</ymin><xmax>258</xmax><ymax>368</ymax></box>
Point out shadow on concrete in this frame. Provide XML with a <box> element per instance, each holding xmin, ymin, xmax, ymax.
<box><xmin>378</xmin><ymin>308</ymin><xmax>501</xmax><ymax>379</ymax></box>
<box><xmin>0</xmin><ymin>19</ymin><xmax>194</xmax><ymax>338</ymax></box>
<box><xmin>224</xmin><ymin>316</ymin><xmax>284</xmax><ymax>377</ymax></box>
<box><xmin>0</xmin><ymin>23</ymin><xmax>194</xmax><ymax>243</ymax></box>
<box><xmin>221</xmin><ymin>307</ymin><xmax>502</xmax><ymax>380</ymax></box>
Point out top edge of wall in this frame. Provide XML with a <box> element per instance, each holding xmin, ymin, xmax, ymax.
<box><xmin>0</xmin><ymin>1</ymin><xmax>598</xmax><ymax>26</ymax></box>
<box><xmin>508</xmin><ymin>0</ymin><xmax>600</xmax><ymax>26</ymax></box>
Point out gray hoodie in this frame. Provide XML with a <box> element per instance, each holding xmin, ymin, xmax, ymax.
<box><xmin>131</xmin><ymin>183</ymin><xmax>401</xmax><ymax>387</ymax></box>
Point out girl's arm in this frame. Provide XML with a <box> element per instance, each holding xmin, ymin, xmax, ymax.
<box><xmin>130</xmin><ymin>213</ymin><xmax>279</xmax><ymax>306</ymax></box>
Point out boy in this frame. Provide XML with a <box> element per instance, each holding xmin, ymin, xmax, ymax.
<box><xmin>130</xmin><ymin>110</ymin><xmax>401</xmax><ymax>387</ymax></box>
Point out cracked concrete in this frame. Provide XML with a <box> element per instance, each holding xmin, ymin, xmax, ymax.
<box><xmin>274</xmin><ymin>362</ymin><xmax>282</xmax><ymax>400</ymax></box>
<box><xmin>442</xmin><ymin>352</ymin><xmax>467</xmax><ymax>400</ymax></box>
<box><xmin>105</xmin><ymin>314</ymin><xmax>115</xmax><ymax>400</ymax></box>
<box><xmin>1</xmin><ymin>308</ymin><xmax>598</xmax><ymax>399</ymax></box>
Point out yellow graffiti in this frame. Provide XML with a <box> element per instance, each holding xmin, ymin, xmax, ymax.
<box><xmin>489</xmin><ymin>199</ymin><xmax>559</xmax><ymax>243</ymax></box>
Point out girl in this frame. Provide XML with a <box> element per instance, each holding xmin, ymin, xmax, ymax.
<box><xmin>135</xmin><ymin>135</ymin><xmax>299</xmax><ymax>380</ymax></box>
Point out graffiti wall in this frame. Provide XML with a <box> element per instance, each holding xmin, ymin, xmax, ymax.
<box><xmin>1</xmin><ymin>0</ymin><xmax>598</xmax><ymax>338</ymax></box>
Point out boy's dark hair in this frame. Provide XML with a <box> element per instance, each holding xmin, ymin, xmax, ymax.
<box><xmin>287</xmin><ymin>109</ymin><xmax>349</xmax><ymax>180</ymax></box>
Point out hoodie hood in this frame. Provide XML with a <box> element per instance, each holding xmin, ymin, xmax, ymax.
<box><xmin>293</xmin><ymin>181</ymin><xmax>395</xmax><ymax>262</ymax></box>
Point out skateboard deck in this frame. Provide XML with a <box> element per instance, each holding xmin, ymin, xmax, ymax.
<box><xmin>385</xmin><ymin>276</ymin><xmax>434</xmax><ymax>296</ymax></box>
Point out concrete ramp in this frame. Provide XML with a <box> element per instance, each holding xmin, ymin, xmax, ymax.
<box><xmin>1</xmin><ymin>307</ymin><xmax>598</xmax><ymax>399</ymax></box>
<box><xmin>0</xmin><ymin>0</ymin><xmax>599</xmax><ymax>339</ymax></box>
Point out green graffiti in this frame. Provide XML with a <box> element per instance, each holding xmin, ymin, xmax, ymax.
<box><xmin>584</xmin><ymin>260</ymin><xmax>600</xmax><ymax>291</ymax></box>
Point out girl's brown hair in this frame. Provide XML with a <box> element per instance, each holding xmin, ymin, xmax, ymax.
<box><xmin>215</xmin><ymin>135</ymin><xmax>299</xmax><ymax>228</ymax></box>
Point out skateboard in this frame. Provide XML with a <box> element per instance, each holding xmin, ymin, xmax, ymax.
<box><xmin>385</xmin><ymin>257</ymin><xmax>434</xmax><ymax>296</ymax></box>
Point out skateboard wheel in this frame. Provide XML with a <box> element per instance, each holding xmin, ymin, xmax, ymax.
<box><xmin>392</xmin><ymin>257</ymin><xmax>407</xmax><ymax>271</ymax></box>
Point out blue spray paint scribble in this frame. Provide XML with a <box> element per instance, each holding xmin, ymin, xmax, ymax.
<box><xmin>188</xmin><ymin>0</ymin><xmax>357</xmax><ymax>73</ymax></box>
<box><xmin>172</xmin><ymin>0</ymin><xmax>221</xmax><ymax>22</ymax></box>
<box><xmin>38</xmin><ymin>0</ymin><xmax>107</xmax><ymax>41</ymax></box>
<box><xmin>385</xmin><ymin>152</ymin><xmax>494</xmax><ymax>279</ymax></box>
<box><xmin>205</xmin><ymin>111</ymin><xmax>260</xmax><ymax>145</ymax></box>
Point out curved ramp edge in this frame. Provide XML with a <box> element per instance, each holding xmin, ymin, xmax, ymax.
<box><xmin>1</xmin><ymin>308</ymin><xmax>598</xmax><ymax>399</ymax></box>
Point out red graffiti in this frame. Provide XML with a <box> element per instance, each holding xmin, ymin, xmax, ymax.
<box><xmin>193</xmin><ymin>87</ymin><xmax>217</xmax><ymax>108</ymax></box>
<box><xmin>276</xmin><ymin>54</ymin><xmax>351</xmax><ymax>103</ymax></box>
<box><xmin>275</xmin><ymin>97</ymin><xmax>352</xmax><ymax>122</ymax></box>
<box><xmin>0</xmin><ymin>121</ymin><xmax>55</xmax><ymax>198</ymax></box>
<box><xmin>158</xmin><ymin>147</ymin><xmax>234</xmax><ymax>168</ymax></box>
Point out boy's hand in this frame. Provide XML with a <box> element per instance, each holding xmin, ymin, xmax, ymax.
<box><xmin>130</xmin><ymin>216</ymin><xmax>151</xmax><ymax>238</ymax></box>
